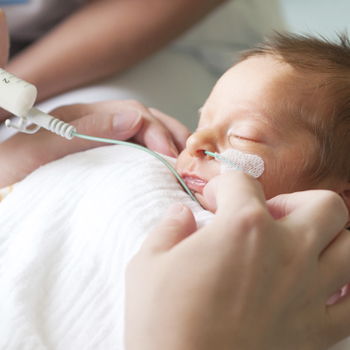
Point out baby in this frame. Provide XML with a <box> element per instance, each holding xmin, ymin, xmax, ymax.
<box><xmin>175</xmin><ymin>32</ymin><xmax>350</xmax><ymax>219</ymax></box>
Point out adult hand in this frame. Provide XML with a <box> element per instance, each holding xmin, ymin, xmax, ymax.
<box><xmin>49</xmin><ymin>100</ymin><xmax>190</xmax><ymax>157</ymax></box>
<box><xmin>125</xmin><ymin>171</ymin><xmax>350</xmax><ymax>350</ymax></box>
<box><xmin>0</xmin><ymin>100</ymin><xmax>190</xmax><ymax>187</ymax></box>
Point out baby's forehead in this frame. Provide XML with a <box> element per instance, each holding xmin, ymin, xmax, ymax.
<box><xmin>217</xmin><ymin>55</ymin><xmax>328</xmax><ymax>127</ymax></box>
<box><xmin>208</xmin><ymin>57</ymin><xmax>301</xmax><ymax>114</ymax></box>
<box><xmin>214</xmin><ymin>55</ymin><xmax>299</xmax><ymax>100</ymax></box>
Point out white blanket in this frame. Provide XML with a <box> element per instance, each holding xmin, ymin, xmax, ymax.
<box><xmin>1</xmin><ymin>145</ymin><xmax>350</xmax><ymax>350</ymax></box>
<box><xmin>0</xmin><ymin>145</ymin><xmax>213</xmax><ymax>350</ymax></box>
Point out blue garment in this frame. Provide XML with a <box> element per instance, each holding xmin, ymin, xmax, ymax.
<box><xmin>0</xmin><ymin>0</ymin><xmax>28</xmax><ymax>4</ymax></box>
<box><xmin>2</xmin><ymin>0</ymin><xmax>86</xmax><ymax>41</ymax></box>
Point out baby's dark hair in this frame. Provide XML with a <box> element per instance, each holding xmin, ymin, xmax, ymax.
<box><xmin>238</xmin><ymin>32</ymin><xmax>350</xmax><ymax>184</ymax></box>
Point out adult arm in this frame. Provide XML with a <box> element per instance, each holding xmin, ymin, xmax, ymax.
<box><xmin>125</xmin><ymin>172</ymin><xmax>350</xmax><ymax>350</ymax></box>
<box><xmin>5</xmin><ymin>0</ymin><xmax>226</xmax><ymax>105</ymax></box>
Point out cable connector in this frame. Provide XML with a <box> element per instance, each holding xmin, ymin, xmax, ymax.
<box><xmin>5</xmin><ymin>107</ymin><xmax>76</xmax><ymax>140</ymax></box>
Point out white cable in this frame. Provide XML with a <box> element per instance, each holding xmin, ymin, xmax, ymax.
<box><xmin>5</xmin><ymin>108</ymin><xmax>76</xmax><ymax>140</ymax></box>
<box><xmin>26</xmin><ymin>108</ymin><xmax>76</xmax><ymax>139</ymax></box>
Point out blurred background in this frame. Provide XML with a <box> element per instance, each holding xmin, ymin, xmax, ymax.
<box><xmin>279</xmin><ymin>0</ymin><xmax>350</xmax><ymax>39</ymax></box>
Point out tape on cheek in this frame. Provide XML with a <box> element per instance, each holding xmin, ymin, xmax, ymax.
<box><xmin>215</xmin><ymin>148</ymin><xmax>264</xmax><ymax>178</ymax></box>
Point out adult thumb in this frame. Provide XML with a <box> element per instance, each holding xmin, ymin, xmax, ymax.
<box><xmin>143</xmin><ymin>203</ymin><xmax>197</xmax><ymax>253</ymax></box>
<box><xmin>72</xmin><ymin>109</ymin><xmax>143</xmax><ymax>142</ymax></box>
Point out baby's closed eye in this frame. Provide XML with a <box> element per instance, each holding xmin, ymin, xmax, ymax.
<box><xmin>228</xmin><ymin>125</ymin><xmax>266</xmax><ymax>144</ymax></box>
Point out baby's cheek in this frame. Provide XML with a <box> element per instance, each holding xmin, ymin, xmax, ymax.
<box><xmin>254</xmin><ymin>160</ymin><xmax>283</xmax><ymax>199</ymax></box>
<box><xmin>257</xmin><ymin>162</ymin><xmax>305</xmax><ymax>200</ymax></box>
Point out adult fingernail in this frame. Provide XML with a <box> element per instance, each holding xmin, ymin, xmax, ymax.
<box><xmin>113</xmin><ymin>110</ymin><xmax>142</xmax><ymax>132</ymax></box>
<box><xmin>326</xmin><ymin>290</ymin><xmax>342</xmax><ymax>305</ymax></box>
<box><xmin>164</xmin><ymin>203</ymin><xmax>184</xmax><ymax>218</ymax></box>
<box><xmin>169</xmin><ymin>141</ymin><xmax>179</xmax><ymax>157</ymax></box>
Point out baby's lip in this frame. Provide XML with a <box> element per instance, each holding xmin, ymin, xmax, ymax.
<box><xmin>182</xmin><ymin>173</ymin><xmax>208</xmax><ymax>194</ymax></box>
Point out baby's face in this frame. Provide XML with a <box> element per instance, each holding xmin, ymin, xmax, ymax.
<box><xmin>176</xmin><ymin>55</ymin><xmax>323</xmax><ymax>209</ymax></box>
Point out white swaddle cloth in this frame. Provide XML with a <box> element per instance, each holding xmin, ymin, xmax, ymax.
<box><xmin>0</xmin><ymin>145</ymin><xmax>213</xmax><ymax>350</ymax></box>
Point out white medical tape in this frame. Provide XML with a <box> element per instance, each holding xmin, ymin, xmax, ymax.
<box><xmin>215</xmin><ymin>148</ymin><xmax>264</xmax><ymax>178</ymax></box>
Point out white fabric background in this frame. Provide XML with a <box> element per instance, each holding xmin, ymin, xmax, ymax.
<box><xmin>0</xmin><ymin>146</ymin><xmax>213</xmax><ymax>350</ymax></box>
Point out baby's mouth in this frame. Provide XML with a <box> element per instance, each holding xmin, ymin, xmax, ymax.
<box><xmin>183</xmin><ymin>175</ymin><xmax>208</xmax><ymax>194</ymax></box>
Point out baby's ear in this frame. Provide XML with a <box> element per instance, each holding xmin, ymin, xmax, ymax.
<box><xmin>339</xmin><ymin>185</ymin><xmax>350</xmax><ymax>228</ymax></box>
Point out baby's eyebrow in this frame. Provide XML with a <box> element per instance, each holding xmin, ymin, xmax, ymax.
<box><xmin>247</xmin><ymin>111</ymin><xmax>283</xmax><ymax>132</ymax></box>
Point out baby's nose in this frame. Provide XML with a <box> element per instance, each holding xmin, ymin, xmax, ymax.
<box><xmin>186</xmin><ymin>129</ymin><xmax>217</xmax><ymax>158</ymax></box>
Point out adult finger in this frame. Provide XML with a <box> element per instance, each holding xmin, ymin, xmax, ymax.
<box><xmin>326</xmin><ymin>292</ymin><xmax>350</xmax><ymax>343</ymax></box>
<box><xmin>51</xmin><ymin>101</ymin><xmax>180</xmax><ymax>158</ymax></box>
<box><xmin>269</xmin><ymin>192</ymin><xmax>350</xmax><ymax>300</ymax></box>
<box><xmin>278</xmin><ymin>191</ymin><xmax>348</xmax><ymax>254</ymax></box>
<box><xmin>203</xmin><ymin>171</ymin><xmax>267</xmax><ymax>216</ymax></box>
<box><xmin>149</xmin><ymin>107</ymin><xmax>191</xmax><ymax>153</ymax></box>
<box><xmin>131</xmin><ymin>116</ymin><xmax>179</xmax><ymax>158</ymax></box>
<box><xmin>141</xmin><ymin>203</ymin><xmax>197</xmax><ymax>254</ymax></box>
<box><xmin>318</xmin><ymin>228</ymin><xmax>350</xmax><ymax>298</ymax></box>
<box><xmin>72</xmin><ymin>100</ymin><xmax>181</xmax><ymax>157</ymax></box>
<box><xmin>72</xmin><ymin>110</ymin><xmax>143</xmax><ymax>143</ymax></box>
<box><xmin>29</xmin><ymin>111</ymin><xmax>143</xmax><ymax>165</ymax></box>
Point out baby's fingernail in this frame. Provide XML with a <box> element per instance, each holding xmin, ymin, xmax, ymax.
<box><xmin>164</xmin><ymin>203</ymin><xmax>184</xmax><ymax>218</ymax></box>
<box><xmin>113</xmin><ymin>110</ymin><xmax>142</xmax><ymax>132</ymax></box>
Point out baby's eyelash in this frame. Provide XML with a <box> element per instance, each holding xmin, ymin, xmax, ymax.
<box><xmin>232</xmin><ymin>135</ymin><xmax>257</xmax><ymax>143</ymax></box>
<box><xmin>234</xmin><ymin>135</ymin><xmax>248</xmax><ymax>140</ymax></box>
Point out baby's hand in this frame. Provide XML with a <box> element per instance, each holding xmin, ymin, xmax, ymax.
<box><xmin>0</xmin><ymin>100</ymin><xmax>191</xmax><ymax>188</ymax></box>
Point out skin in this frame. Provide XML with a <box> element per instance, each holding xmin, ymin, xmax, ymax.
<box><xmin>175</xmin><ymin>55</ymin><xmax>350</xmax><ymax>216</ymax></box>
<box><xmin>0</xmin><ymin>101</ymin><xmax>191</xmax><ymax>188</ymax></box>
<box><xmin>126</xmin><ymin>172</ymin><xmax>350</xmax><ymax>350</ymax></box>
